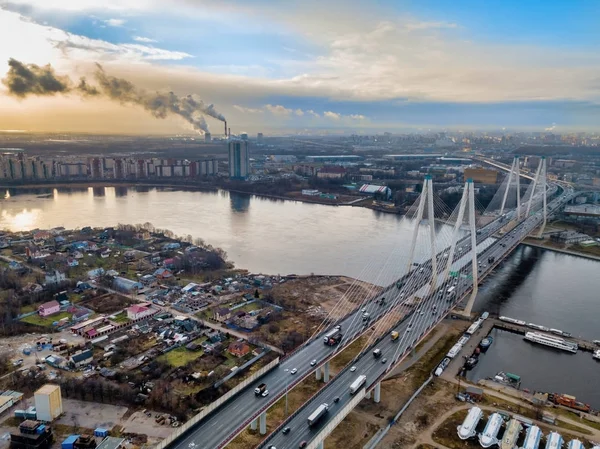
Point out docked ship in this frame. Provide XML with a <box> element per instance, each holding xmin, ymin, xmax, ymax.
<box><xmin>480</xmin><ymin>336</ymin><xmax>494</xmax><ymax>350</ymax></box>
<box><xmin>500</xmin><ymin>316</ymin><xmax>527</xmax><ymax>326</ymax></box>
<box><xmin>550</xmin><ymin>328</ymin><xmax>572</xmax><ymax>338</ymax></box>
<box><xmin>527</xmin><ymin>323</ymin><xmax>551</xmax><ymax>332</ymax></box>
<box><xmin>545</xmin><ymin>432</ymin><xmax>564</xmax><ymax>449</ymax></box>
<box><xmin>520</xmin><ymin>426</ymin><xmax>543</xmax><ymax>449</ymax></box>
<box><xmin>479</xmin><ymin>412</ymin><xmax>504</xmax><ymax>448</ymax></box>
<box><xmin>567</xmin><ymin>440</ymin><xmax>584</xmax><ymax>449</ymax></box>
<box><xmin>523</xmin><ymin>332</ymin><xmax>578</xmax><ymax>353</ymax></box>
<box><xmin>466</xmin><ymin>355</ymin><xmax>479</xmax><ymax>369</ymax></box>
<box><xmin>457</xmin><ymin>407</ymin><xmax>483</xmax><ymax>440</ymax></box>
<box><xmin>500</xmin><ymin>419</ymin><xmax>523</xmax><ymax>449</ymax></box>
<box><xmin>593</xmin><ymin>349</ymin><xmax>600</xmax><ymax>361</ymax></box>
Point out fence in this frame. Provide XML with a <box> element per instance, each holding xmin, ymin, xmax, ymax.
<box><xmin>153</xmin><ymin>356</ymin><xmax>280</xmax><ymax>449</ymax></box>
<box><xmin>213</xmin><ymin>349</ymin><xmax>269</xmax><ymax>388</ymax></box>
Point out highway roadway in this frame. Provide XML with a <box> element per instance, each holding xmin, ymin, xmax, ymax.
<box><xmin>260</xmin><ymin>186</ymin><xmax>575</xmax><ymax>449</ymax></box>
<box><xmin>168</xmin><ymin>186</ymin><xmax>562</xmax><ymax>449</ymax></box>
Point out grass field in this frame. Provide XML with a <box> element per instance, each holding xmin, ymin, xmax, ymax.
<box><xmin>158</xmin><ymin>346</ymin><xmax>204</xmax><ymax>367</ymax></box>
<box><xmin>110</xmin><ymin>312</ymin><xmax>131</xmax><ymax>324</ymax></box>
<box><xmin>21</xmin><ymin>311</ymin><xmax>71</xmax><ymax>327</ymax></box>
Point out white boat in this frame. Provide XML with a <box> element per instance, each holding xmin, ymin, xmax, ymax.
<box><xmin>524</xmin><ymin>332</ymin><xmax>578</xmax><ymax>353</ymax></box>
<box><xmin>501</xmin><ymin>419</ymin><xmax>522</xmax><ymax>449</ymax></box>
<box><xmin>479</xmin><ymin>412</ymin><xmax>504</xmax><ymax>448</ymax></box>
<box><xmin>520</xmin><ymin>426</ymin><xmax>543</xmax><ymax>449</ymax></box>
<box><xmin>481</xmin><ymin>312</ymin><xmax>490</xmax><ymax>320</ymax></box>
<box><xmin>457</xmin><ymin>407</ymin><xmax>483</xmax><ymax>440</ymax></box>
<box><xmin>593</xmin><ymin>350</ymin><xmax>600</xmax><ymax>360</ymax></box>
<box><xmin>545</xmin><ymin>432</ymin><xmax>563</xmax><ymax>449</ymax></box>
<box><xmin>500</xmin><ymin>316</ymin><xmax>527</xmax><ymax>326</ymax></box>
<box><xmin>527</xmin><ymin>323</ymin><xmax>551</xmax><ymax>332</ymax></box>
<box><xmin>567</xmin><ymin>440</ymin><xmax>584</xmax><ymax>449</ymax></box>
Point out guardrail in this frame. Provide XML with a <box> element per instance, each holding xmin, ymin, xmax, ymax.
<box><xmin>155</xmin><ymin>356</ymin><xmax>280</xmax><ymax>449</ymax></box>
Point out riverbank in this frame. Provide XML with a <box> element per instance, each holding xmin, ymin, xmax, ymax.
<box><xmin>0</xmin><ymin>180</ymin><xmax>218</xmax><ymax>192</ymax></box>
<box><xmin>522</xmin><ymin>238</ymin><xmax>600</xmax><ymax>262</ymax></box>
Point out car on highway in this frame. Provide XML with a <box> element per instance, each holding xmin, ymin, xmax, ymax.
<box><xmin>381</xmin><ymin>358</ymin><xmax>387</xmax><ymax>364</ymax></box>
<box><xmin>406</xmin><ymin>326</ymin><xmax>412</xmax><ymax>333</ymax></box>
<box><xmin>290</xmin><ymin>368</ymin><xmax>298</xmax><ymax>375</ymax></box>
<box><xmin>282</xmin><ymin>427</ymin><xmax>291</xmax><ymax>435</ymax></box>
<box><xmin>299</xmin><ymin>441</ymin><xmax>307</xmax><ymax>448</ymax></box>
<box><xmin>334</xmin><ymin>396</ymin><xmax>340</xmax><ymax>403</ymax></box>
<box><xmin>350</xmin><ymin>366</ymin><xmax>357</xmax><ymax>372</ymax></box>
<box><xmin>268</xmin><ymin>445</ymin><xmax>277</xmax><ymax>449</ymax></box>
<box><xmin>310</xmin><ymin>359</ymin><xmax>317</xmax><ymax>366</ymax></box>
<box><xmin>361</xmin><ymin>307</ymin><xmax>367</xmax><ymax>312</ymax></box>
<box><xmin>261</xmin><ymin>390</ymin><xmax>269</xmax><ymax>397</ymax></box>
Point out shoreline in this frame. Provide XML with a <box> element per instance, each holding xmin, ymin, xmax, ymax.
<box><xmin>1</xmin><ymin>181</ymin><xmax>404</xmax><ymax>215</ymax></box>
<box><xmin>522</xmin><ymin>239</ymin><xmax>600</xmax><ymax>262</ymax></box>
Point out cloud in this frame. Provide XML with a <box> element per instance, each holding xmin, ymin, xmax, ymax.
<box><xmin>404</xmin><ymin>21</ymin><xmax>458</xmax><ymax>31</ymax></box>
<box><xmin>306</xmin><ymin>110</ymin><xmax>320</xmax><ymax>118</ymax></box>
<box><xmin>294</xmin><ymin>108</ymin><xmax>304</xmax><ymax>116</ymax></box>
<box><xmin>104</xmin><ymin>18</ymin><xmax>126</xmax><ymax>27</ymax></box>
<box><xmin>324</xmin><ymin>111</ymin><xmax>341</xmax><ymax>120</ymax></box>
<box><xmin>133</xmin><ymin>36</ymin><xmax>158</xmax><ymax>43</ymax></box>
<box><xmin>264</xmin><ymin>104</ymin><xmax>292</xmax><ymax>116</ymax></box>
<box><xmin>233</xmin><ymin>104</ymin><xmax>263</xmax><ymax>114</ymax></box>
<box><xmin>349</xmin><ymin>114</ymin><xmax>366</xmax><ymax>120</ymax></box>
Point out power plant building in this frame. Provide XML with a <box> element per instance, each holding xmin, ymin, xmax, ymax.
<box><xmin>228</xmin><ymin>140</ymin><xmax>250</xmax><ymax>179</ymax></box>
<box><xmin>34</xmin><ymin>384</ymin><xmax>63</xmax><ymax>422</ymax></box>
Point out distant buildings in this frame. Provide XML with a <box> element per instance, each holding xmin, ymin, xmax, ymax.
<box><xmin>38</xmin><ymin>300</ymin><xmax>60</xmax><ymax>317</ymax></box>
<box><xmin>464</xmin><ymin>167</ymin><xmax>498</xmax><ymax>184</ymax></box>
<box><xmin>126</xmin><ymin>304</ymin><xmax>154</xmax><ymax>321</ymax></box>
<box><xmin>228</xmin><ymin>140</ymin><xmax>250</xmax><ymax>180</ymax></box>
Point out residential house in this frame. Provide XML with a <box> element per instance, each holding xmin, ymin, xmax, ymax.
<box><xmin>23</xmin><ymin>283</ymin><xmax>43</xmax><ymax>294</ymax></box>
<box><xmin>126</xmin><ymin>304</ymin><xmax>154</xmax><ymax>320</ymax></box>
<box><xmin>87</xmin><ymin>267</ymin><xmax>105</xmax><ymax>279</ymax></box>
<box><xmin>69</xmin><ymin>349</ymin><xmax>93</xmax><ymax>367</ymax></box>
<box><xmin>45</xmin><ymin>270</ymin><xmax>66</xmax><ymax>285</ymax></box>
<box><xmin>163</xmin><ymin>242</ymin><xmax>181</xmax><ymax>250</ymax></box>
<box><xmin>228</xmin><ymin>341</ymin><xmax>251</xmax><ymax>357</ymax></box>
<box><xmin>67</xmin><ymin>258</ymin><xmax>79</xmax><ymax>267</ymax></box>
<box><xmin>140</xmin><ymin>274</ymin><xmax>156</xmax><ymax>285</ymax></box>
<box><xmin>8</xmin><ymin>261</ymin><xmax>23</xmax><ymax>271</ymax></box>
<box><xmin>163</xmin><ymin>258</ymin><xmax>176</xmax><ymax>269</ymax></box>
<box><xmin>32</xmin><ymin>230</ymin><xmax>51</xmax><ymax>242</ymax></box>
<box><xmin>38</xmin><ymin>300</ymin><xmax>60</xmax><ymax>317</ymax></box>
<box><xmin>213</xmin><ymin>308</ymin><xmax>231</xmax><ymax>322</ymax></box>
<box><xmin>153</xmin><ymin>268</ymin><xmax>173</xmax><ymax>280</ymax></box>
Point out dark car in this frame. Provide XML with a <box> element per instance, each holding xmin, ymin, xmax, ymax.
<box><xmin>333</xmin><ymin>396</ymin><xmax>340</xmax><ymax>403</ymax></box>
<box><xmin>299</xmin><ymin>442</ymin><xmax>307</xmax><ymax>449</ymax></box>
<box><xmin>282</xmin><ymin>427</ymin><xmax>291</xmax><ymax>435</ymax></box>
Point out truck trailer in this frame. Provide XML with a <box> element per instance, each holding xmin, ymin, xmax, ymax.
<box><xmin>349</xmin><ymin>375</ymin><xmax>367</xmax><ymax>394</ymax></box>
<box><xmin>307</xmin><ymin>403</ymin><xmax>329</xmax><ymax>426</ymax></box>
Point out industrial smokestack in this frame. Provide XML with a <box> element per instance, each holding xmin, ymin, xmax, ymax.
<box><xmin>224</xmin><ymin>121</ymin><xmax>227</xmax><ymax>137</ymax></box>
<box><xmin>228</xmin><ymin>127</ymin><xmax>231</xmax><ymax>137</ymax></box>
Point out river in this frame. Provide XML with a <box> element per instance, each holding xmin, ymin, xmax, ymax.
<box><xmin>3</xmin><ymin>186</ymin><xmax>600</xmax><ymax>404</ymax></box>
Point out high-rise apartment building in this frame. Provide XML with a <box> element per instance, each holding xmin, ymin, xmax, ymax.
<box><xmin>228</xmin><ymin>140</ymin><xmax>249</xmax><ymax>179</ymax></box>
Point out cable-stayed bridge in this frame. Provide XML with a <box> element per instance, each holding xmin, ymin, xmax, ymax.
<box><xmin>161</xmin><ymin>157</ymin><xmax>575</xmax><ymax>449</ymax></box>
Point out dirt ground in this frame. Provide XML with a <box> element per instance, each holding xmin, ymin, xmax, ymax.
<box><xmin>80</xmin><ymin>293</ymin><xmax>135</xmax><ymax>314</ymax></box>
<box><xmin>122</xmin><ymin>411</ymin><xmax>174</xmax><ymax>438</ymax></box>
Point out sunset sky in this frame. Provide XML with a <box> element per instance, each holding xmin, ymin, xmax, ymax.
<box><xmin>1</xmin><ymin>0</ymin><xmax>599</xmax><ymax>135</ymax></box>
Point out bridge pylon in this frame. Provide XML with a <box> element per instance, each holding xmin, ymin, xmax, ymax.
<box><xmin>406</xmin><ymin>175</ymin><xmax>438</xmax><ymax>293</ymax></box>
<box><xmin>460</xmin><ymin>179</ymin><xmax>479</xmax><ymax>317</ymax></box>
<box><xmin>499</xmin><ymin>155</ymin><xmax>522</xmax><ymax>219</ymax></box>
<box><xmin>537</xmin><ymin>157</ymin><xmax>547</xmax><ymax>237</ymax></box>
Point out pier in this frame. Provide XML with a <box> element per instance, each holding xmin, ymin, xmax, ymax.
<box><xmin>488</xmin><ymin>317</ymin><xmax>598</xmax><ymax>353</ymax></box>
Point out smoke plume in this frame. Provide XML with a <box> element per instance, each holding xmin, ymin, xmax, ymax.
<box><xmin>2</xmin><ymin>58</ymin><xmax>225</xmax><ymax>134</ymax></box>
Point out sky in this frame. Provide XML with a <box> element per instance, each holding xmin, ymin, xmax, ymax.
<box><xmin>0</xmin><ymin>0</ymin><xmax>599</xmax><ymax>135</ymax></box>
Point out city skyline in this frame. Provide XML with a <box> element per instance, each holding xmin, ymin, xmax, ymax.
<box><xmin>1</xmin><ymin>0</ymin><xmax>600</xmax><ymax>134</ymax></box>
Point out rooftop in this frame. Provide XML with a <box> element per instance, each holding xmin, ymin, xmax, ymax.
<box><xmin>96</xmin><ymin>437</ymin><xmax>125</xmax><ymax>449</ymax></box>
<box><xmin>34</xmin><ymin>384</ymin><xmax>60</xmax><ymax>396</ymax></box>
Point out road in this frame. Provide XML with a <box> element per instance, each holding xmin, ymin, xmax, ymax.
<box><xmin>260</xmin><ymin>187</ymin><xmax>575</xmax><ymax>449</ymax></box>
<box><xmin>167</xmin><ymin>186</ymin><xmax>566</xmax><ymax>449</ymax></box>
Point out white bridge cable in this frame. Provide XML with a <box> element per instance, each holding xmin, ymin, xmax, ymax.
<box><xmin>308</xmin><ymin>193</ymin><xmax>426</xmax><ymax>344</ymax></box>
<box><xmin>357</xmin><ymin>189</ymin><xmax>462</xmax><ymax>353</ymax></box>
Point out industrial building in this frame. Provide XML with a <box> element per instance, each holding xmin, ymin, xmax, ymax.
<box><xmin>34</xmin><ymin>384</ymin><xmax>63</xmax><ymax>422</ymax></box>
<box><xmin>359</xmin><ymin>184</ymin><xmax>392</xmax><ymax>199</ymax></box>
<box><xmin>305</xmin><ymin>155</ymin><xmax>363</xmax><ymax>164</ymax></box>
<box><xmin>464</xmin><ymin>167</ymin><xmax>499</xmax><ymax>184</ymax></box>
<box><xmin>10</xmin><ymin>420</ymin><xmax>53</xmax><ymax>449</ymax></box>
<box><xmin>228</xmin><ymin>140</ymin><xmax>250</xmax><ymax>179</ymax></box>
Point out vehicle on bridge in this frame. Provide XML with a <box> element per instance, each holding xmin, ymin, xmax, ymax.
<box><xmin>254</xmin><ymin>383</ymin><xmax>267</xmax><ymax>396</ymax></box>
<box><xmin>373</xmin><ymin>348</ymin><xmax>382</xmax><ymax>358</ymax></box>
<box><xmin>307</xmin><ymin>403</ymin><xmax>329</xmax><ymax>426</ymax></box>
<box><xmin>323</xmin><ymin>329</ymin><xmax>342</xmax><ymax>346</ymax></box>
<box><xmin>391</xmin><ymin>331</ymin><xmax>399</xmax><ymax>341</ymax></box>
<box><xmin>349</xmin><ymin>374</ymin><xmax>367</xmax><ymax>394</ymax></box>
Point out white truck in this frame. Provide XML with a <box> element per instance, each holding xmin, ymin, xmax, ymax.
<box><xmin>307</xmin><ymin>403</ymin><xmax>329</xmax><ymax>426</ymax></box>
<box><xmin>349</xmin><ymin>374</ymin><xmax>367</xmax><ymax>395</ymax></box>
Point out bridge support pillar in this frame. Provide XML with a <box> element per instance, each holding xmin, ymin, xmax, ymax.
<box><xmin>365</xmin><ymin>389</ymin><xmax>372</xmax><ymax>399</ymax></box>
<box><xmin>374</xmin><ymin>382</ymin><xmax>381</xmax><ymax>403</ymax></box>
<box><xmin>462</xmin><ymin>179</ymin><xmax>479</xmax><ymax>317</ymax></box>
<box><xmin>316</xmin><ymin>441</ymin><xmax>324</xmax><ymax>449</ymax></box>
<box><xmin>250</xmin><ymin>418</ymin><xmax>257</xmax><ymax>431</ymax></box>
<box><xmin>323</xmin><ymin>361</ymin><xmax>330</xmax><ymax>382</ymax></box>
<box><xmin>259</xmin><ymin>411</ymin><xmax>267</xmax><ymax>435</ymax></box>
<box><xmin>315</xmin><ymin>366</ymin><xmax>322</xmax><ymax>380</ymax></box>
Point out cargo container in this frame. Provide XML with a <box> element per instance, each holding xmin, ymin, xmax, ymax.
<box><xmin>307</xmin><ymin>403</ymin><xmax>329</xmax><ymax>426</ymax></box>
<box><xmin>62</xmin><ymin>434</ymin><xmax>80</xmax><ymax>449</ymax></box>
<box><xmin>349</xmin><ymin>375</ymin><xmax>367</xmax><ymax>394</ymax></box>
